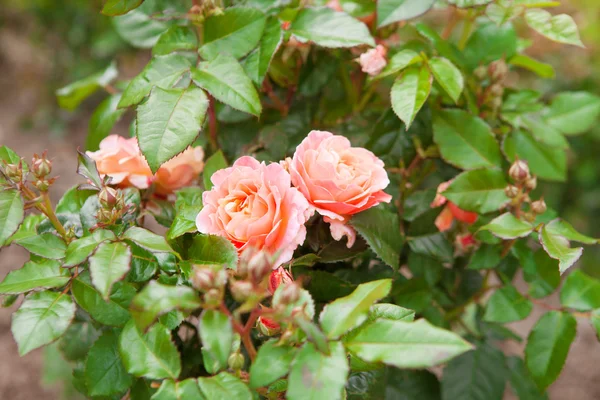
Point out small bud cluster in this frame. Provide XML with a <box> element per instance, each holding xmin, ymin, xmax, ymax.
<box><xmin>96</xmin><ymin>187</ymin><xmax>127</xmax><ymax>225</ymax></box>
<box><xmin>506</xmin><ymin>159</ymin><xmax>547</xmax><ymax>221</ymax></box>
<box><xmin>474</xmin><ymin>59</ymin><xmax>508</xmax><ymax>114</ymax></box>
<box><xmin>191</xmin><ymin>264</ymin><xmax>228</xmax><ymax>306</ymax></box>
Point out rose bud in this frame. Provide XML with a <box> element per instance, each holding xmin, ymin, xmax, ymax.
<box><xmin>228</xmin><ymin>352</ymin><xmax>245</xmax><ymax>371</ymax></box>
<box><xmin>488</xmin><ymin>59</ymin><xmax>508</xmax><ymax>82</ymax></box>
<box><xmin>31</xmin><ymin>154</ymin><xmax>52</xmax><ymax>178</ymax></box>
<box><xmin>3</xmin><ymin>163</ymin><xmax>22</xmax><ymax>181</ymax></box>
<box><xmin>230</xmin><ymin>280</ymin><xmax>254</xmax><ymax>303</ymax></box>
<box><xmin>257</xmin><ymin>316</ymin><xmax>280</xmax><ymax>336</ymax></box>
<box><xmin>359</xmin><ymin>45</ymin><xmax>388</xmax><ymax>76</ymax></box>
<box><xmin>524</xmin><ymin>176</ymin><xmax>537</xmax><ymax>191</ymax></box>
<box><xmin>278</xmin><ymin>282</ymin><xmax>301</xmax><ymax>305</ymax></box>
<box><xmin>248</xmin><ymin>251</ymin><xmax>272</xmax><ymax>284</ymax></box>
<box><xmin>531</xmin><ymin>199</ymin><xmax>547</xmax><ymax>214</ymax></box>
<box><xmin>269</xmin><ymin>267</ymin><xmax>293</xmax><ymax>295</ymax></box>
<box><xmin>98</xmin><ymin>187</ymin><xmax>119</xmax><ymax>209</ymax></box>
<box><xmin>504</xmin><ymin>185</ymin><xmax>519</xmax><ymax>198</ymax></box>
<box><xmin>191</xmin><ymin>266</ymin><xmax>215</xmax><ymax>292</ymax></box>
<box><xmin>509</xmin><ymin>160</ymin><xmax>530</xmax><ymax>183</ymax></box>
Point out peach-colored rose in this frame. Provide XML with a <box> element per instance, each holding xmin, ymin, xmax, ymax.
<box><xmin>359</xmin><ymin>45</ymin><xmax>388</xmax><ymax>76</ymax></box>
<box><xmin>196</xmin><ymin>156</ymin><xmax>312</xmax><ymax>267</ymax></box>
<box><xmin>431</xmin><ymin>180</ymin><xmax>478</xmax><ymax>232</ymax></box>
<box><xmin>268</xmin><ymin>267</ymin><xmax>293</xmax><ymax>294</ymax></box>
<box><xmin>154</xmin><ymin>147</ymin><xmax>204</xmax><ymax>196</ymax></box>
<box><xmin>86</xmin><ymin>135</ymin><xmax>153</xmax><ymax>189</ymax></box>
<box><xmin>288</xmin><ymin>130</ymin><xmax>392</xmax><ymax>248</ymax></box>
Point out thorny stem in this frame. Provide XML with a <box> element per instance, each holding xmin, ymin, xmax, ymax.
<box><xmin>219</xmin><ymin>302</ymin><xmax>260</xmax><ymax>362</ymax></box>
<box><xmin>262</xmin><ymin>79</ymin><xmax>287</xmax><ymax>115</ymax></box>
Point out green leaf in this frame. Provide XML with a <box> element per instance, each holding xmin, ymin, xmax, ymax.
<box><xmin>202</xmin><ymin>150</ymin><xmax>228</xmax><ymax>191</ymax></box>
<box><xmin>416</xmin><ymin>23</ymin><xmax>466</xmax><ymax>68</ymax></box>
<box><xmin>287</xmin><ymin>342</ymin><xmax>349</xmax><ymax>400</ymax></box>
<box><xmin>120</xmin><ymin>319</ymin><xmax>181</xmax><ymax>379</ymax></box>
<box><xmin>153</xmin><ymin>25</ymin><xmax>198</xmax><ymax>56</ymax></box>
<box><xmin>377</xmin><ymin>0</ymin><xmax>436</xmax><ymax>28</ymax></box>
<box><xmin>506</xmin><ymin>356</ymin><xmax>549</xmax><ymax>400</ymax></box>
<box><xmin>407</xmin><ymin>232</ymin><xmax>453</xmax><ymax>263</ymax></box>
<box><xmin>249</xmin><ymin>340</ymin><xmax>297</xmax><ymax>389</ymax></box>
<box><xmin>467</xmin><ymin>244</ymin><xmax>502</xmax><ymax>270</ymax></box>
<box><xmin>197</xmin><ymin>372</ymin><xmax>252</xmax><ymax>400</ymax></box>
<box><xmin>56</xmin><ymin>62</ymin><xmax>118</xmax><ymax>110</ymax></box>
<box><xmin>545</xmin><ymin>218</ymin><xmax>597</xmax><ymax>244</ymax></box>
<box><xmin>188</xmin><ymin>234</ymin><xmax>238</xmax><ymax>269</ymax></box>
<box><xmin>124</xmin><ymin>226</ymin><xmax>174</xmax><ymax>253</ymax></box>
<box><xmin>167</xmin><ymin>188</ymin><xmax>204</xmax><ymax>240</ymax></box>
<box><xmin>544</xmin><ymin>91</ymin><xmax>600</xmax><ymax>135</ymax></box>
<box><xmin>87</xmin><ymin>94</ymin><xmax>127</xmax><ymax>150</ymax></box>
<box><xmin>58</xmin><ymin>320</ymin><xmax>100</xmax><ymax>362</ymax></box>
<box><xmin>521</xmin><ymin>115</ymin><xmax>568</xmax><ymax>149</ymax></box>
<box><xmin>345</xmin><ymin>319</ymin><xmax>473</xmax><ymax>368</ymax></box>
<box><xmin>479</xmin><ymin>213</ymin><xmax>534</xmax><ymax>239</ymax></box>
<box><xmin>539</xmin><ymin>226</ymin><xmax>582</xmax><ymax>274</ymax></box>
<box><xmin>560</xmin><ymin>270</ymin><xmax>600</xmax><ymax>311</ymax></box>
<box><xmin>486</xmin><ymin>1</ymin><xmax>525</xmax><ymax>26</ymax></box>
<box><xmin>509</xmin><ymin>54</ymin><xmax>555</xmax><ymax>79</ymax></box>
<box><xmin>503</xmin><ymin>129</ymin><xmax>566</xmax><ymax>182</ymax></box>
<box><xmin>15</xmin><ymin>232</ymin><xmax>66</xmax><ymax>259</ymax></box>
<box><xmin>368</xmin><ymin>303</ymin><xmax>415</xmax><ymax>322</ymax></box>
<box><xmin>137</xmin><ymin>86</ymin><xmax>209</xmax><ymax>173</ymax></box>
<box><xmin>449</xmin><ymin>0</ymin><xmax>492</xmax><ymax>6</ymax></box>
<box><xmin>64</xmin><ymin>229</ymin><xmax>116</xmax><ymax>267</ymax></box>
<box><xmin>89</xmin><ymin>241</ymin><xmax>132</xmax><ymax>300</ymax></box>
<box><xmin>5</xmin><ymin>214</ymin><xmax>43</xmax><ymax>244</ymax></box>
<box><xmin>192</xmin><ymin>54</ymin><xmax>261</xmax><ymax>116</ymax></box>
<box><xmin>463</xmin><ymin>22</ymin><xmax>517</xmax><ymax>69</ymax></box>
<box><xmin>77</xmin><ymin>150</ymin><xmax>103</xmax><ymax>189</ymax></box>
<box><xmin>85</xmin><ymin>330</ymin><xmax>134</xmax><ymax>396</ymax></box>
<box><xmin>320</xmin><ymin>279</ymin><xmax>392</xmax><ymax>339</ymax></box>
<box><xmin>443</xmin><ymin>169</ymin><xmax>509</xmax><ymax>214</ymax></box>
<box><xmin>130</xmin><ymin>281</ymin><xmax>202</xmax><ymax>331</ymax></box>
<box><xmin>200</xmin><ymin>7</ymin><xmax>266</xmax><ymax>60</ymax></box>
<box><xmin>198</xmin><ymin>310</ymin><xmax>233</xmax><ymax>373</ymax></box>
<box><xmin>0</xmin><ymin>189</ymin><xmax>24</xmax><ymax>246</ymax></box>
<box><xmin>526</xmin><ymin>249</ymin><xmax>561</xmax><ymax>299</ymax></box>
<box><xmin>429</xmin><ymin>57</ymin><xmax>464</xmax><ymax>103</ymax></box>
<box><xmin>273</xmin><ymin>285</ymin><xmax>316</xmax><ymax>320</ymax></box>
<box><xmin>0</xmin><ymin>259</ymin><xmax>69</xmax><ymax>294</ymax></box>
<box><xmin>371</xmin><ymin>49</ymin><xmax>421</xmax><ymax>82</ymax></box>
<box><xmin>113</xmin><ymin>5</ymin><xmax>168</xmax><ymax>48</ymax></box>
<box><xmin>119</xmin><ymin>54</ymin><xmax>193</xmax><ymax>108</ymax></box>
<box><xmin>102</xmin><ymin>0</ymin><xmax>144</xmax><ymax>16</ymax></box>
<box><xmin>391</xmin><ymin>66</ymin><xmax>432</xmax><ymax>128</ymax></box>
<box><xmin>350</xmin><ymin>206</ymin><xmax>402</xmax><ymax>270</ymax></box>
<box><xmin>433</xmin><ymin>110</ymin><xmax>502</xmax><ymax>169</ymax></box>
<box><xmin>290</xmin><ymin>7</ymin><xmax>375</xmax><ymax>47</ymax></box>
<box><xmin>525</xmin><ymin>9</ymin><xmax>583</xmax><ymax>47</ymax></box>
<box><xmin>11</xmin><ymin>291</ymin><xmax>75</xmax><ymax>355</ymax></box>
<box><xmin>72</xmin><ymin>273</ymin><xmax>135</xmax><ymax>327</ymax></box>
<box><xmin>152</xmin><ymin>379</ymin><xmax>204</xmax><ymax>400</ymax></box>
<box><xmin>484</xmin><ymin>285</ymin><xmax>533</xmax><ymax>323</ymax></box>
<box><xmin>591</xmin><ymin>309</ymin><xmax>600</xmax><ymax>342</ymax></box>
<box><xmin>441</xmin><ymin>344</ymin><xmax>507</xmax><ymax>400</ymax></box>
<box><xmin>525</xmin><ymin>311</ymin><xmax>576</xmax><ymax>390</ymax></box>
<box><xmin>243</xmin><ymin>17</ymin><xmax>283</xmax><ymax>85</ymax></box>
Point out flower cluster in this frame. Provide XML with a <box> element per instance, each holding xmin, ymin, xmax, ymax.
<box><xmin>197</xmin><ymin>130</ymin><xmax>392</xmax><ymax>266</ymax></box>
<box><xmin>87</xmin><ymin>135</ymin><xmax>204</xmax><ymax>196</ymax></box>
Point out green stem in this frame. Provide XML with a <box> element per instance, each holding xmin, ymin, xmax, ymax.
<box><xmin>458</xmin><ymin>17</ymin><xmax>474</xmax><ymax>50</ymax></box>
<box><xmin>42</xmin><ymin>193</ymin><xmax>68</xmax><ymax>240</ymax></box>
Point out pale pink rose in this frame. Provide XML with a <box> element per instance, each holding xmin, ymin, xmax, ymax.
<box><xmin>86</xmin><ymin>135</ymin><xmax>153</xmax><ymax>189</ymax></box>
<box><xmin>196</xmin><ymin>156</ymin><xmax>312</xmax><ymax>267</ymax></box>
<box><xmin>154</xmin><ymin>147</ymin><xmax>204</xmax><ymax>196</ymax></box>
<box><xmin>359</xmin><ymin>45</ymin><xmax>388</xmax><ymax>76</ymax></box>
<box><xmin>289</xmin><ymin>130</ymin><xmax>392</xmax><ymax>247</ymax></box>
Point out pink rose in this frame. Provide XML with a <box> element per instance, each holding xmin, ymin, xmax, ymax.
<box><xmin>288</xmin><ymin>130</ymin><xmax>392</xmax><ymax>247</ymax></box>
<box><xmin>359</xmin><ymin>45</ymin><xmax>388</xmax><ymax>76</ymax></box>
<box><xmin>196</xmin><ymin>156</ymin><xmax>312</xmax><ymax>267</ymax></box>
<box><xmin>154</xmin><ymin>147</ymin><xmax>204</xmax><ymax>196</ymax></box>
<box><xmin>86</xmin><ymin>135</ymin><xmax>153</xmax><ymax>189</ymax></box>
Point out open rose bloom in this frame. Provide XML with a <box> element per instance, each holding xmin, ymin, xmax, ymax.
<box><xmin>196</xmin><ymin>156</ymin><xmax>312</xmax><ymax>267</ymax></box>
<box><xmin>288</xmin><ymin>130</ymin><xmax>392</xmax><ymax>247</ymax></box>
<box><xmin>431</xmin><ymin>180</ymin><xmax>478</xmax><ymax>231</ymax></box>
<box><xmin>87</xmin><ymin>135</ymin><xmax>204</xmax><ymax>195</ymax></box>
<box><xmin>359</xmin><ymin>45</ymin><xmax>388</xmax><ymax>76</ymax></box>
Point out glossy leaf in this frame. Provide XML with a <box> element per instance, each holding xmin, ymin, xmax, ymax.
<box><xmin>391</xmin><ymin>66</ymin><xmax>432</xmax><ymax>128</ymax></box>
<box><xmin>371</xmin><ymin>49</ymin><xmax>421</xmax><ymax>81</ymax></box>
<box><xmin>56</xmin><ymin>62</ymin><xmax>118</xmax><ymax>110</ymax></box>
<box><xmin>539</xmin><ymin>226</ymin><xmax>582</xmax><ymax>274</ymax></box>
<box><xmin>187</xmin><ymin>233</ymin><xmax>238</xmax><ymax>269</ymax></box>
<box><xmin>287</xmin><ymin>342</ymin><xmax>349</xmax><ymax>400</ymax></box>
<box><xmin>345</xmin><ymin>319</ymin><xmax>473</xmax><ymax>368</ymax></box>
<box><xmin>11</xmin><ymin>291</ymin><xmax>75</xmax><ymax>355</ymax></box>
<box><xmin>429</xmin><ymin>57</ymin><xmax>464</xmax><ymax>103</ymax></box>
<box><xmin>443</xmin><ymin>169</ymin><xmax>509</xmax><ymax>214</ymax></box>
<box><xmin>152</xmin><ymin>379</ymin><xmax>204</xmax><ymax>400</ymax></box>
<box><xmin>0</xmin><ymin>189</ymin><xmax>24</xmax><ymax>246</ymax></box>
<box><xmin>198</xmin><ymin>310</ymin><xmax>233</xmax><ymax>373</ymax></box>
<box><xmin>77</xmin><ymin>150</ymin><xmax>103</xmax><ymax>189</ymax></box>
<box><xmin>290</xmin><ymin>7</ymin><xmax>375</xmax><ymax>47</ymax></box>
<box><xmin>433</xmin><ymin>110</ymin><xmax>502</xmax><ymax>169</ymax></box>
<box><xmin>64</xmin><ymin>228</ymin><xmax>116</xmax><ymax>267</ymax></box>
<box><xmin>167</xmin><ymin>188</ymin><xmax>204</xmax><ymax>240</ymax></box>
<box><xmin>479</xmin><ymin>213</ymin><xmax>534</xmax><ymax>239</ymax></box>
<box><xmin>506</xmin><ymin>356</ymin><xmax>549</xmax><ymax>400</ymax></box>
<box><xmin>545</xmin><ymin>218</ymin><xmax>597</xmax><ymax>244</ymax></box>
<box><xmin>484</xmin><ymin>285</ymin><xmax>533</xmax><ymax>323</ymax></box>
<box><xmin>368</xmin><ymin>303</ymin><xmax>415</xmax><ymax>322</ymax></box>
<box><xmin>525</xmin><ymin>9</ymin><xmax>583</xmax><ymax>47</ymax></box>
<box><xmin>244</xmin><ymin>17</ymin><xmax>283</xmax><ymax>85</ymax></box>
<box><xmin>377</xmin><ymin>0</ymin><xmax>436</xmax><ymax>28</ymax></box>
<box><xmin>89</xmin><ymin>241</ymin><xmax>132</xmax><ymax>300</ymax></box>
<box><xmin>15</xmin><ymin>232</ymin><xmax>66</xmax><ymax>259</ymax></box>
<box><xmin>0</xmin><ymin>259</ymin><xmax>69</xmax><ymax>294</ymax></box>
<box><xmin>320</xmin><ymin>279</ymin><xmax>392</xmax><ymax>339</ymax></box>
<box><xmin>544</xmin><ymin>91</ymin><xmax>600</xmax><ymax>135</ymax></box>
<box><xmin>102</xmin><ymin>0</ymin><xmax>144</xmax><ymax>16</ymax></box>
<box><xmin>124</xmin><ymin>226</ymin><xmax>174</xmax><ymax>253</ymax></box>
<box><xmin>197</xmin><ymin>372</ymin><xmax>252</xmax><ymax>400</ymax></box>
<box><xmin>463</xmin><ymin>22</ymin><xmax>517</xmax><ymax>69</ymax></box>
<box><xmin>152</xmin><ymin>25</ymin><xmax>198</xmax><ymax>56</ymax></box>
<box><xmin>120</xmin><ymin>319</ymin><xmax>181</xmax><ymax>379</ymax></box>
<box><xmin>113</xmin><ymin>5</ymin><xmax>168</xmax><ymax>48</ymax></box>
<box><xmin>509</xmin><ymin>54</ymin><xmax>555</xmax><ymax>79</ymax></box>
<box><xmin>249</xmin><ymin>340</ymin><xmax>297</xmax><ymax>389</ymax></box>
<box><xmin>525</xmin><ymin>311</ymin><xmax>576</xmax><ymax>390</ymax></box>
<box><xmin>137</xmin><ymin>86</ymin><xmax>209</xmax><ymax>173</ymax></box>
<box><xmin>350</xmin><ymin>206</ymin><xmax>402</xmax><ymax>270</ymax></box>
<box><xmin>560</xmin><ymin>270</ymin><xmax>600</xmax><ymax>311</ymax></box>
<box><xmin>85</xmin><ymin>330</ymin><xmax>133</xmax><ymax>396</ymax></box>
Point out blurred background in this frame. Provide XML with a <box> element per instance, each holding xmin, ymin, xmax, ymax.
<box><xmin>1</xmin><ymin>0</ymin><xmax>599</xmax><ymax>398</ymax></box>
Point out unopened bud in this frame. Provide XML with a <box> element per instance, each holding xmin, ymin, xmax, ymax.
<box><xmin>97</xmin><ymin>208</ymin><xmax>113</xmax><ymax>223</ymax></box>
<box><xmin>98</xmin><ymin>187</ymin><xmax>118</xmax><ymax>209</ymax></box>
<box><xmin>268</xmin><ymin>267</ymin><xmax>293</xmax><ymax>295</ymax></box>
<box><xmin>228</xmin><ymin>352</ymin><xmax>245</xmax><ymax>371</ymax></box>
<box><xmin>474</xmin><ymin>65</ymin><xmax>487</xmax><ymax>80</ymax></box>
<box><xmin>489</xmin><ymin>96</ymin><xmax>502</xmax><ymax>110</ymax></box>
<box><xmin>504</xmin><ymin>185</ymin><xmax>519</xmax><ymax>198</ymax></box>
<box><xmin>191</xmin><ymin>266</ymin><xmax>215</xmax><ymax>292</ymax></box>
<box><xmin>34</xmin><ymin>179</ymin><xmax>50</xmax><ymax>192</ymax></box>
<box><xmin>489</xmin><ymin>84</ymin><xmax>504</xmax><ymax>98</ymax></box>
<box><xmin>531</xmin><ymin>199</ymin><xmax>547</xmax><ymax>214</ymax></box>
<box><xmin>524</xmin><ymin>176</ymin><xmax>537</xmax><ymax>191</ymax></box>
<box><xmin>279</xmin><ymin>283</ymin><xmax>301</xmax><ymax>305</ymax></box>
<box><xmin>248</xmin><ymin>251</ymin><xmax>272</xmax><ymax>283</ymax></box>
<box><xmin>237</xmin><ymin>247</ymin><xmax>259</xmax><ymax>279</ymax></box>
<box><xmin>257</xmin><ymin>316</ymin><xmax>280</xmax><ymax>336</ymax></box>
<box><xmin>31</xmin><ymin>155</ymin><xmax>52</xmax><ymax>178</ymax></box>
<box><xmin>203</xmin><ymin>288</ymin><xmax>222</xmax><ymax>306</ymax></box>
<box><xmin>230</xmin><ymin>280</ymin><xmax>254</xmax><ymax>302</ymax></box>
<box><xmin>509</xmin><ymin>160</ymin><xmax>530</xmax><ymax>183</ymax></box>
<box><xmin>3</xmin><ymin>163</ymin><xmax>22</xmax><ymax>181</ymax></box>
<box><xmin>488</xmin><ymin>59</ymin><xmax>508</xmax><ymax>82</ymax></box>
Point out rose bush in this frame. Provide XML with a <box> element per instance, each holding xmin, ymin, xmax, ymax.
<box><xmin>1</xmin><ymin>1</ymin><xmax>600</xmax><ymax>399</ymax></box>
